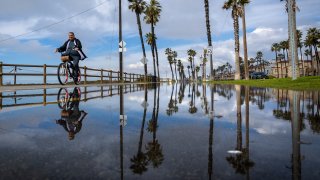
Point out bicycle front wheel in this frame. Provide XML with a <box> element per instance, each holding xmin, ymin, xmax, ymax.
<box><xmin>57</xmin><ymin>63</ymin><xmax>69</xmax><ymax>85</ymax></box>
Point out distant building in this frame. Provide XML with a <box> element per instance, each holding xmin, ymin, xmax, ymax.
<box><xmin>270</xmin><ymin>60</ymin><xmax>317</xmax><ymax>78</ymax></box>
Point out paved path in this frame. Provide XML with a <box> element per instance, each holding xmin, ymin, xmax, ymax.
<box><xmin>0</xmin><ymin>82</ymin><xmax>154</xmax><ymax>92</ymax></box>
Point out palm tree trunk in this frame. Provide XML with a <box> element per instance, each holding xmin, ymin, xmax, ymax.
<box><xmin>300</xmin><ymin>47</ymin><xmax>304</xmax><ymax>76</ymax></box>
<box><xmin>309</xmin><ymin>46</ymin><xmax>314</xmax><ymax>75</ymax></box>
<box><xmin>151</xmin><ymin>21</ymin><xmax>157</xmax><ymax>78</ymax></box>
<box><xmin>204</xmin><ymin>0</ymin><xmax>213</xmax><ymax>79</ymax></box>
<box><xmin>233</xmin><ymin>13</ymin><xmax>241</xmax><ymax>80</ymax></box>
<box><xmin>276</xmin><ymin>51</ymin><xmax>279</xmax><ymax>78</ymax></box>
<box><xmin>241</xmin><ymin>5</ymin><xmax>249</xmax><ymax>80</ymax></box>
<box><xmin>174</xmin><ymin>61</ymin><xmax>177</xmax><ymax>81</ymax></box>
<box><xmin>314</xmin><ymin>45</ymin><xmax>319</xmax><ymax>75</ymax></box>
<box><xmin>151</xmin><ymin>44</ymin><xmax>156</xmax><ymax>78</ymax></box>
<box><xmin>154</xmin><ymin>40</ymin><xmax>160</xmax><ymax>81</ymax></box>
<box><xmin>136</xmin><ymin>12</ymin><xmax>148</xmax><ymax>81</ymax></box>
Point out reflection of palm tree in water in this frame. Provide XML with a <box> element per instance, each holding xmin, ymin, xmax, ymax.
<box><xmin>226</xmin><ymin>85</ymin><xmax>254</xmax><ymax>175</ymax></box>
<box><xmin>146</xmin><ymin>85</ymin><xmax>164</xmax><ymax>168</ymax></box>
<box><xmin>178</xmin><ymin>82</ymin><xmax>186</xmax><ymax>104</ymax></box>
<box><xmin>130</xmin><ymin>85</ymin><xmax>149</xmax><ymax>174</ymax></box>
<box><xmin>189</xmin><ymin>84</ymin><xmax>198</xmax><ymax>114</ymax></box>
<box><xmin>56</xmin><ymin>87</ymin><xmax>87</xmax><ymax>140</ymax></box>
<box><xmin>166</xmin><ymin>83</ymin><xmax>175</xmax><ymax>116</ymax></box>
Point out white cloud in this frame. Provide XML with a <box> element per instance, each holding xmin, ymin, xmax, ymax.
<box><xmin>0</xmin><ymin>0</ymin><xmax>319</xmax><ymax>77</ymax></box>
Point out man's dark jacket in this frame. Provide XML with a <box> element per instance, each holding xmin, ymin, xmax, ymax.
<box><xmin>57</xmin><ymin>38</ymin><xmax>87</xmax><ymax>60</ymax></box>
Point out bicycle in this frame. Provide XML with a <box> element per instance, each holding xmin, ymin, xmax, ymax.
<box><xmin>57</xmin><ymin>56</ymin><xmax>81</xmax><ymax>85</ymax></box>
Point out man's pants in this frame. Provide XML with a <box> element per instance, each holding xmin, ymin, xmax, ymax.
<box><xmin>69</xmin><ymin>50</ymin><xmax>80</xmax><ymax>77</ymax></box>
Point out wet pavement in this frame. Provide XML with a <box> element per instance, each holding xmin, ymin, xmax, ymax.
<box><xmin>0</xmin><ymin>83</ymin><xmax>319</xmax><ymax>179</ymax></box>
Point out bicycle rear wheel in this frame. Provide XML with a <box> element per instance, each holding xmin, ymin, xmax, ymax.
<box><xmin>57</xmin><ymin>63</ymin><xmax>69</xmax><ymax>85</ymax></box>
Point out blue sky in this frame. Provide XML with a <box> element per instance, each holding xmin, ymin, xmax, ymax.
<box><xmin>0</xmin><ymin>0</ymin><xmax>319</xmax><ymax>77</ymax></box>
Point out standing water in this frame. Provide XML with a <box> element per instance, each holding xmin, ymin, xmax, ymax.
<box><xmin>0</xmin><ymin>83</ymin><xmax>319</xmax><ymax>179</ymax></box>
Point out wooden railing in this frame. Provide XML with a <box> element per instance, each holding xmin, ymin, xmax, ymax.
<box><xmin>0</xmin><ymin>84</ymin><xmax>144</xmax><ymax>110</ymax></box>
<box><xmin>0</xmin><ymin>62</ymin><xmax>155</xmax><ymax>86</ymax></box>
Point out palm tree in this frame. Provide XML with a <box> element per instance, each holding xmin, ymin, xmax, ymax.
<box><xmin>304</xmin><ymin>49</ymin><xmax>311</xmax><ymax>61</ymax></box>
<box><xmin>223</xmin><ymin>0</ymin><xmax>242</xmax><ymax>80</ymax></box>
<box><xmin>239</xmin><ymin>0</ymin><xmax>250</xmax><ymax>80</ymax></box>
<box><xmin>187</xmin><ymin>49</ymin><xmax>197</xmax><ymax>80</ymax></box>
<box><xmin>306</xmin><ymin>27</ymin><xmax>320</xmax><ymax>74</ymax></box>
<box><xmin>146</xmin><ymin>32</ymin><xmax>157</xmax><ymax>78</ymax></box>
<box><xmin>128</xmin><ymin>0</ymin><xmax>148</xmax><ymax>81</ymax></box>
<box><xmin>280</xmin><ymin>40</ymin><xmax>289</xmax><ymax>76</ymax></box>
<box><xmin>297</xmin><ymin>30</ymin><xmax>304</xmax><ymax>76</ymax></box>
<box><xmin>202</xmin><ymin>49</ymin><xmax>208</xmax><ymax>81</ymax></box>
<box><xmin>255</xmin><ymin>51</ymin><xmax>263</xmax><ymax>72</ymax></box>
<box><xmin>204</xmin><ymin>0</ymin><xmax>214</xmax><ymax>79</ymax></box>
<box><xmin>165</xmin><ymin>48</ymin><xmax>174</xmax><ymax>80</ymax></box>
<box><xmin>144</xmin><ymin>0</ymin><xmax>162</xmax><ymax>81</ymax></box>
<box><xmin>271</xmin><ymin>43</ymin><xmax>281</xmax><ymax>78</ymax></box>
<box><xmin>173</xmin><ymin>51</ymin><xmax>178</xmax><ymax>81</ymax></box>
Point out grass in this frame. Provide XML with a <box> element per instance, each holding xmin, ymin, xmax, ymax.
<box><xmin>209</xmin><ymin>76</ymin><xmax>320</xmax><ymax>90</ymax></box>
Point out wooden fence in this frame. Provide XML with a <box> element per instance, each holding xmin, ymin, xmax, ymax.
<box><xmin>0</xmin><ymin>62</ymin><xmax>154</xmax><ymax>86</ymax></box>
<box><xmin>0</xmin><ymin>84</ymin><xmax>144</xmax><ymax>110</ymax></box>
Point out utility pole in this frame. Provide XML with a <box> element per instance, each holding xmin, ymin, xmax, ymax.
<box><xmin>119</xmin><ymin>1</ymin><xmax>124</xmax><ymax>179</ymax></box>
<box><xmin>288</xmin><ymin>0</ymin><xmax>299</xmax><ymax>80</ymax></box>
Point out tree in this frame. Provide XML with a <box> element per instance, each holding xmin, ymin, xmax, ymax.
<box><xmin>165</xmin><ymin>48</ymin><xmax>174</xmax><ymax>80</ymax></box>
<box><xmin>306</xmin><ymin>27</ymin><xmax>320</xmax><ymax>74</ymax></box>
<box><xmin>187</xmin><ymin>49</ymin><xmax>197</xmax><ymax>80</ymax></box>
<box><xmin>146</xmin><ymin>32</ymin><xmax>157</xmax><ymax>78</ymax></box>
<box><xmin>223</xmin><ymin>0</ymin><xmax>243</xmax><ymax>80</ymax></box>
<box><xmin>173</xmin><ymin>51</ymin><xmax>178</xmax><ymax>81</ymax></box>
<box><xmin>297</xmin><ymin>30</ymin><xmax>304</xmax><ymax>76</ymax></box>
<box><xmin>255</xmin><ymin>51</ymin><xmax>263</xmax><ymax>72</ymax></box>
<box><xmin>128</xmin><ymin>0</ymin><xmax>148</xmax><ymax>81</ymax></box>
<box><xmin>239</xmin><ymin>0</ymin><xmax>250</xmax><ymax>80</ymax></box>
<box><xmin>144</xmin><ymin>0</ymin><xmax>162</xmax><ymax>81</ymax></box>
<box><xmin>204</xmin><ymin>0</ymin><xmax>214</xmax><ymax>79</ymax></box>
<box><xmin>271</xmin><ymin>43</ymin><xmax>281</xmax><ymax>78</ymax></box>
<box><xmin>280</xmin><ymin>40</ymin><xmax>289</xmax><ymax>76</ymax></box>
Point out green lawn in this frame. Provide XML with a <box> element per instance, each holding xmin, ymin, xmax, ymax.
<box><xmin>209</xmin><ymin>76</ymin><xmax>320</xmax><ymax>90</ymax></box>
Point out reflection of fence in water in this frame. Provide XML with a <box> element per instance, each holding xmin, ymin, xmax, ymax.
<box><xmin>0</xmin><ymin>84</ymin><xmax>143</xmax><ymax>110</ymax></box>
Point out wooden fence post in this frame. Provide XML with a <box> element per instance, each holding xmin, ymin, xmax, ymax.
<box><xmin>100</xmin><ymin>69</ymin><xmax>103</xmax><ymax>84</ymax></box>
<box><xmin>84</xmin><ymin>66</ymin><xmax>87</xmax><ymax>84</ymax></box>
<box><xmin>43</xmin><ymin>64</ymin><xmax>47</xmax><ymax>85</ymax></box>
<box><xmin>43</xmin><ymin>89</ymin><xmax>47</xmax><ymax>105</ymax></box>
<box><xmin>0</xmin><ymin>92</ymin><xmax>2</xmax><ymax>110</ymax></box>
<box><xmin>109</xmin><ymin>71</ymin><xmax>112</xmax><ymax>83</ymax></box>
<box><xmin>14</xmin><ymin>66</ymin><xmax>17</xmax><ymax>85</ymax></box>
<box><xmin>84</xmin><ymin>87</ymin><xmax>87</xmax><ymax>101</ymax></box>
<box><xmin>0</xmin><ymin>62</ymin><xmax>2</xmax><ymax>86</ymax></box>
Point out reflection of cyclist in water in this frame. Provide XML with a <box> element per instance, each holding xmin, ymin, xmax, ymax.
<box><xmin>56</xmin><ymin>87</ymin><xmax>87</xmax><ymax>140</ymax></box>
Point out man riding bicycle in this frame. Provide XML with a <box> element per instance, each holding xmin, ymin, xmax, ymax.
<box><xmin>55</xmin><ymin>32</ymin><xmax>87</xmax><ymax>81</ymax></box>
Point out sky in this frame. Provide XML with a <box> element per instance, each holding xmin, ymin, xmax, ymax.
<box><xmin>0</xmin><ymin>0</ymin><xmax>319</xmax><ymax>78</ymax></box>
